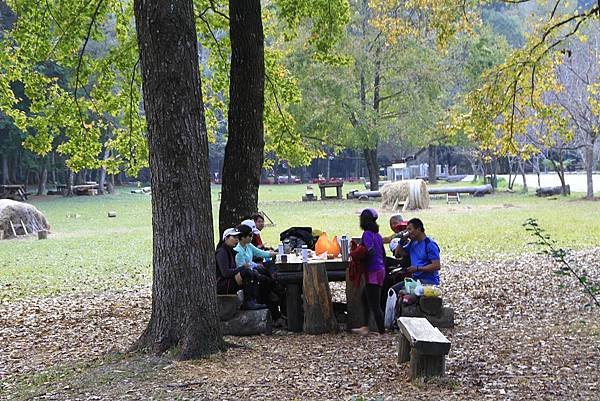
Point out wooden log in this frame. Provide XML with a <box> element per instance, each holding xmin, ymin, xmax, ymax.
<box><xmin>419</xmin><ymin>297</ymin><xmax>443</xmax><ymax>316</ymax></box>
<box><xmin>428</xmin><ymin>184</ymin><xmax>493</xmax><ymax>195</ymax></box>
<box><xmin>536</xmin><ymin>185</ymin><xmax>570</xmax><ymax>197</ymax></box>
<box><xmin>345</xmin><ymin>272</ymin><xmax>366</xmax><ymax>330</ymax></box>
<box><xmin>220</xmin><ymin>309</ymin><xmax>272</xmax><ymax>336</ymax></box>
<box><xmin>20</xmin><ymin>219</ymin><xmax>28</xmax><ymax>235</ymax></box>
<box><xmin>409</xmin><ymin>348</ymin><xmax>446</xmax><ymax>379</ymax></box>
<box><xmin>303</xmin><ymin>262</ymin><xmax>338</xmax><ymax>334</ymax></box>
<box><xmin>345</xmin><ymin>273</ymin><xmax>378</xmax><ymax>332</ymax></box>
<box><xmin>286</xmin><ymin>283</ymin><xmax>303</xmax><ymax>332</ymax></box>
<box><xmin>37</xmin><ymin>230</ymin><xmax>48</xmax><ymax>240</ymax></box>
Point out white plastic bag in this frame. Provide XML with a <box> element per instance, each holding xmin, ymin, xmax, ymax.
<box><xmin>414</xmin><ymin>280</ymin><xmax>424</xmax><ymax>297</ymax></box>
<box><xmin>384</xmin><ymin>288</ymin><xmax>398</xmax><ymax>329</ymax></box>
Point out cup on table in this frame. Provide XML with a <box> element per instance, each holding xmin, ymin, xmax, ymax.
<box><xmin>280</xmin><ymin>254</ymin><xmax>288</xmax><ymax>263</ymax></box>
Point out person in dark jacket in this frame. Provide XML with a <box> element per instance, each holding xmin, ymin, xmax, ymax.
<box><xmin>216</xmin><ymin>227</ymin><xmax>266</xmax><ymax>310</ymax></box>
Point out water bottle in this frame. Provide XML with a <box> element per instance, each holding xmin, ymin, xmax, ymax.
<box><xmin>301</xmin><ymin>245</ymin><xmax>308</xmax><ymax>262</ymax></box>
<box><xmin>283</xmin><ymin>239</ymin><xmax>291</xmax><ymax>254</ymax></box>
<box><xmin>340</xmin><ymin>235</ymin><xmax>349</xmax><ymax>262</ymax></box>
<box><xmin>278</xmin><ymin>243</ymin><xmax>284</xmax><ymax>255</ymax></box>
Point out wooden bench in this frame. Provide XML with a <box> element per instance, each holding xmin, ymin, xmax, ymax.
<box><xmin>446</xmin><ymin>191</ymin><xmax>460</xmax><ymax>204</ymax></box>
<box><xmin>397</xmin><ymin>317</ymin><xmax>451</xmax><ymax>379</ymax></box>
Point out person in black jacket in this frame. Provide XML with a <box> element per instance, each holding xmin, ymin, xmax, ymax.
<box><xmin>216</xmin><ymin>227</ymin><xmax>266</xmax><ymax>310</ymax></box>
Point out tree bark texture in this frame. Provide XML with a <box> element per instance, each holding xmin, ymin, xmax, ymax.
<box><xmin>303</xmin><ymin>262</ymin><xmax>338</xmax><ymax>334</ymax></box>
<box><xmin>133</xmin><ymin>0</ymin><xmax>223</xmax><ymax>359</ymax></box>
<box><xmin>428</xmin><ymin>145</ymin><xmax>437</xmax><ymax>184</ymax></box>
<box><xmin>37</xmin><ymin>165</ymin><xmax>47</xmax><ymax>196</ymax></box>
<box><xmin>364</xmin><ymin>148</ymin><xmax>379</xmax><ymax>190</ymax></box>
<box><xmin>2</xmin><ymin>154</ymin><xmax>9</xmax><ymax>185</ymax></box>
<box><xmin>98</xmin><ymin>148</ymin><xmax>110</xmax><ymax>195</ymax></box>
<box><xmin>585</xmin><ymin>143</ymin><xmax>594</xmax><ymax>199</ymax></box>
<box><xmin>218</xmin><ymin>0</ymin><xmax>264</xmax><ymax>234</ymax></box>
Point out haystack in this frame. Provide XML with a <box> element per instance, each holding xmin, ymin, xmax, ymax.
<box><xmin>0</xmin><ymin>199</ymin><xmax>50</xmax><ymax>239</ymax></box>
<box><xmin>380</xmin><ymin>179</ymin><xmax>429</xmax><ymax>211</ymax></box>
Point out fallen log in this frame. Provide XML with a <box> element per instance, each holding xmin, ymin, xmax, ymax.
<box><xmin>536</xmin><ymin>185</ymin><xmax>570</xmax><ymax>197</ymax></box>
<box><xmin>348</xmin><ymin>183</ymin><xmax>494</xmax><ymax>200</ymax></box>
<box><xmin>346</xmin><ymin>190</ymin><xmax>382</xmax><ymax>200</ymax></box>
<box><xmin>428</xmin><ymin>184</ymin><xmax>493</xmax><ymax>195</ymax></box>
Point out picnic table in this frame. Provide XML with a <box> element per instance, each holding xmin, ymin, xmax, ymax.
<box><xmin>318</xmin><ymin>182</ymin><xmax>344</xmax><ymax>200</ymax></box>
<box><xmin>276</xmin><ymin>255</ymin><xmax>347</xmax><ymax>332</ymax></box>
<box><xmin>0</xmin><ymin>184</ymin><xmax>29</xmax><ymax>201</ymax></box>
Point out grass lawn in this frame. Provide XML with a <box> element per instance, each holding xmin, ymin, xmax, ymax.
<box><xmin>1</xmin><ymin>183</ymin><xmax>599</xmax><ymax>302</ymax></box>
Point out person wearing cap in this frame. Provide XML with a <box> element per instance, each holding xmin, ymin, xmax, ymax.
<box><xmin>382</xmin><ymin>214</ymin><xmax>406</xmax><ymax>244</ymax></box>
<box><xmin>215</xmin><ymin>227</ymin><xmax>266</xmax><ymax>310</ymax></box>
<box><xmin>351</xmin><ymin>208</ymin><xmax>386</xmax><ymax>335</ymax></box>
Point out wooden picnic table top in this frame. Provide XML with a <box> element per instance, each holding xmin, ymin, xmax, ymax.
<box><xmin>275</xmin><ymin>254</ymin><xmax>347</xmax><ymax>273</ymax></box>
<box><xmin>0</xmin><ymin>184</ymin><xmax>25</xmax><ymax>189</ymax></box>
<box><xmin>318</xmin><ymin>182</ymin><xmax>344</xmax><ymax>188</ymax></box>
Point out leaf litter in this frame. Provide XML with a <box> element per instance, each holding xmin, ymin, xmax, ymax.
<box><xmin>0</xmin><ymin>249</ymin><xmax>598</xmax><ymax>400</ymax></box>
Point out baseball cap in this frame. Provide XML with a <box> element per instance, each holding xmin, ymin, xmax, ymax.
<box><xmin>362</xmin><ymin>208</ymin><xmax>378</xmax><ymax>220</ymax></box>
<box><xmin>240</xmin><ymin>219</ymin><xmax>260</xmax><ymax>234</ymax></box>
<box><xmin>222</xmin><ymin>227</ymin><xmax>241</xmax><ymax>240</ymax></box>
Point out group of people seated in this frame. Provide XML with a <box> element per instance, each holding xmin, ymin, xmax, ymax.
<box><xmin>215</xmin><ymin>210</ymin><xmax>441</xmax><ymax>335</ymax></box>
<box><xmin>215</xmin><ymin>214</ymin><xmax>286</xmax><ymax>327</ymax></box>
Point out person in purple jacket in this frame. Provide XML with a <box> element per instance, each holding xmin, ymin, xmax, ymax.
<box><xmin>352</xmin><ymin>208</ymin><xmax>386</xmax><ymax>335</ymax></box>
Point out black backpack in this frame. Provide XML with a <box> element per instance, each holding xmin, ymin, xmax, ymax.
<box><xmin>279</xmin><ymin>227</ymin><xmax>314</xmax><ymax>250</ymax></box>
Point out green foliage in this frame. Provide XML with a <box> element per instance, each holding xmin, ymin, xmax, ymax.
<box><xmin>524</xmin><ymin>218</ymin><xmax>600</xmax><ymax>307</ymax></box>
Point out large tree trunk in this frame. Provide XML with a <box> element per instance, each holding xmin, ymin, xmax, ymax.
<box><xmin>133</xmin><ymin>0</ymin><xmax>223</xmax><ymax>359</ymax></box>
<box><xmin>1</xmin><ymin>154</ymin><xmax>9</xmax><ymax>185</ymax></box>
<box><xmin>584</xmin><ymin>143</ymin><xmax>594</xmax><ymax>200</ymax></box>
<box><xmin>37</xmin><ymin>165</ymin><xmax>47</xmax><ymax>196</ymax></box>
<box><xmin>218</xmin><ymin>0</ymin><xmax>264</xmax><ymax>234</ymax></box>
<box><xmin>364</xmin><ymin>148</ymin><xmax>379</xmax><ymax>190</ymax></box>
<box><xmin>98</xmin><ymin>147</ymin><xmax>110</xmax><ymax>195</ymax></box>
<box><xmin>428</xmin><ymin>145</ymin><xmax>437</xmax><ymax>184</ymax></box>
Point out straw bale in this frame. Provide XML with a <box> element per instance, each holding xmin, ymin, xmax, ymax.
<box><xmin>380</xmin><ymin>179</ymin><xmax>429</xmax><ymax>211</ymax></box>
<box><xmin>0</xmin><ymin>199</ymin><xmax>50</xmax><ymax>239</ymax></box>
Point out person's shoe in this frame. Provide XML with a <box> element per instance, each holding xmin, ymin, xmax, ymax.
<box><xmin>350</xmin><ymin>326</ymin><xmax>369</xmax><ymax>336</ymax></box>
<box><xmin>241</xmin><ymin>300</ymin><xmax>267</xmax><ymax>310</ymax></box>
<box><xmin>273</xmin><ymin>317</ymin><xmax>287</xmax><ymax>329</ymax></box>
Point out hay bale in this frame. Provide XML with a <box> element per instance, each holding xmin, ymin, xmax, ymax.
<box><xmin>0</xmin><ymin>199</ymin><xmax>50</xmax><ymax>239</ymax></box>
<box><xmin>380</xmin><ymin>179</ymin><xmax>429</xmax><ymax>211</ymax></box>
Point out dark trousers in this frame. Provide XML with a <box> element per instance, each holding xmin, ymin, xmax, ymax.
<box><xmin>364</xmin><ymin>283</ymin><xmax>385</xmax><ymax>334</ymax></box>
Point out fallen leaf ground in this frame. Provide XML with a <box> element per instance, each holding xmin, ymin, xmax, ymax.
<box><xmin>1</xmin><ymin>250</ymin><xmax>598</xmax><ymax>401</ymax></box>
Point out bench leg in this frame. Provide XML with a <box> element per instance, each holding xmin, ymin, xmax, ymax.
<box><xmin>398</xmin><ymin>335</ymin><xmax>411</xmax><ymax>363</ymax></box>
<box><xmin>409</xmin><ymin>348</ymin><xmax>446</xmax><ymax>379</ymax></box>
<box><xmin>286</xmin><ymin>283</ymin><xmax>303</xmax><ymax>332</ymax></box>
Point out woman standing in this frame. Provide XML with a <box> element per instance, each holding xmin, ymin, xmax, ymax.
<box><xmin>352</xmin><ymin>208</ymin><xmax>386</xmax><ymax>335</ymax></box>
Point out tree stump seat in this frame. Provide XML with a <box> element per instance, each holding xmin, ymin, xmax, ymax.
<box><xmin>398</xmin><ymin>297</ymin><xmax>454</xmax><ymax>328</ymax></box>
<box><xmin>217</xmin><ymin>294</ymin><xmax>272</xmax><ymax>336</ymax></box>
<box><xmin>397</xmin><ymin>317</ymin><xmax>451</xmax><ymax>380</ymax></box>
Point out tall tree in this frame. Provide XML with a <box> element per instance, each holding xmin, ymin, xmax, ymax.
<box><xmin>132</xmin><ymin>0</ymin><xmax>223</xmax><ymax>358</ymax></box>
<box><xmin>218</xmin><ymin>0</ymin><xmax>265</xmax><ymax>234</ymax></box>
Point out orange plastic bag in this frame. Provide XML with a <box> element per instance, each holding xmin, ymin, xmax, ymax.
<box><xmin>315</xmin><ymin>232</ymin><xmax>331</xmax><ymax>255</ymax></box>
<box><xmin>329</xmin><ymin>235</ymin><xmax>341</xmax><ymax>258</ymax></box>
